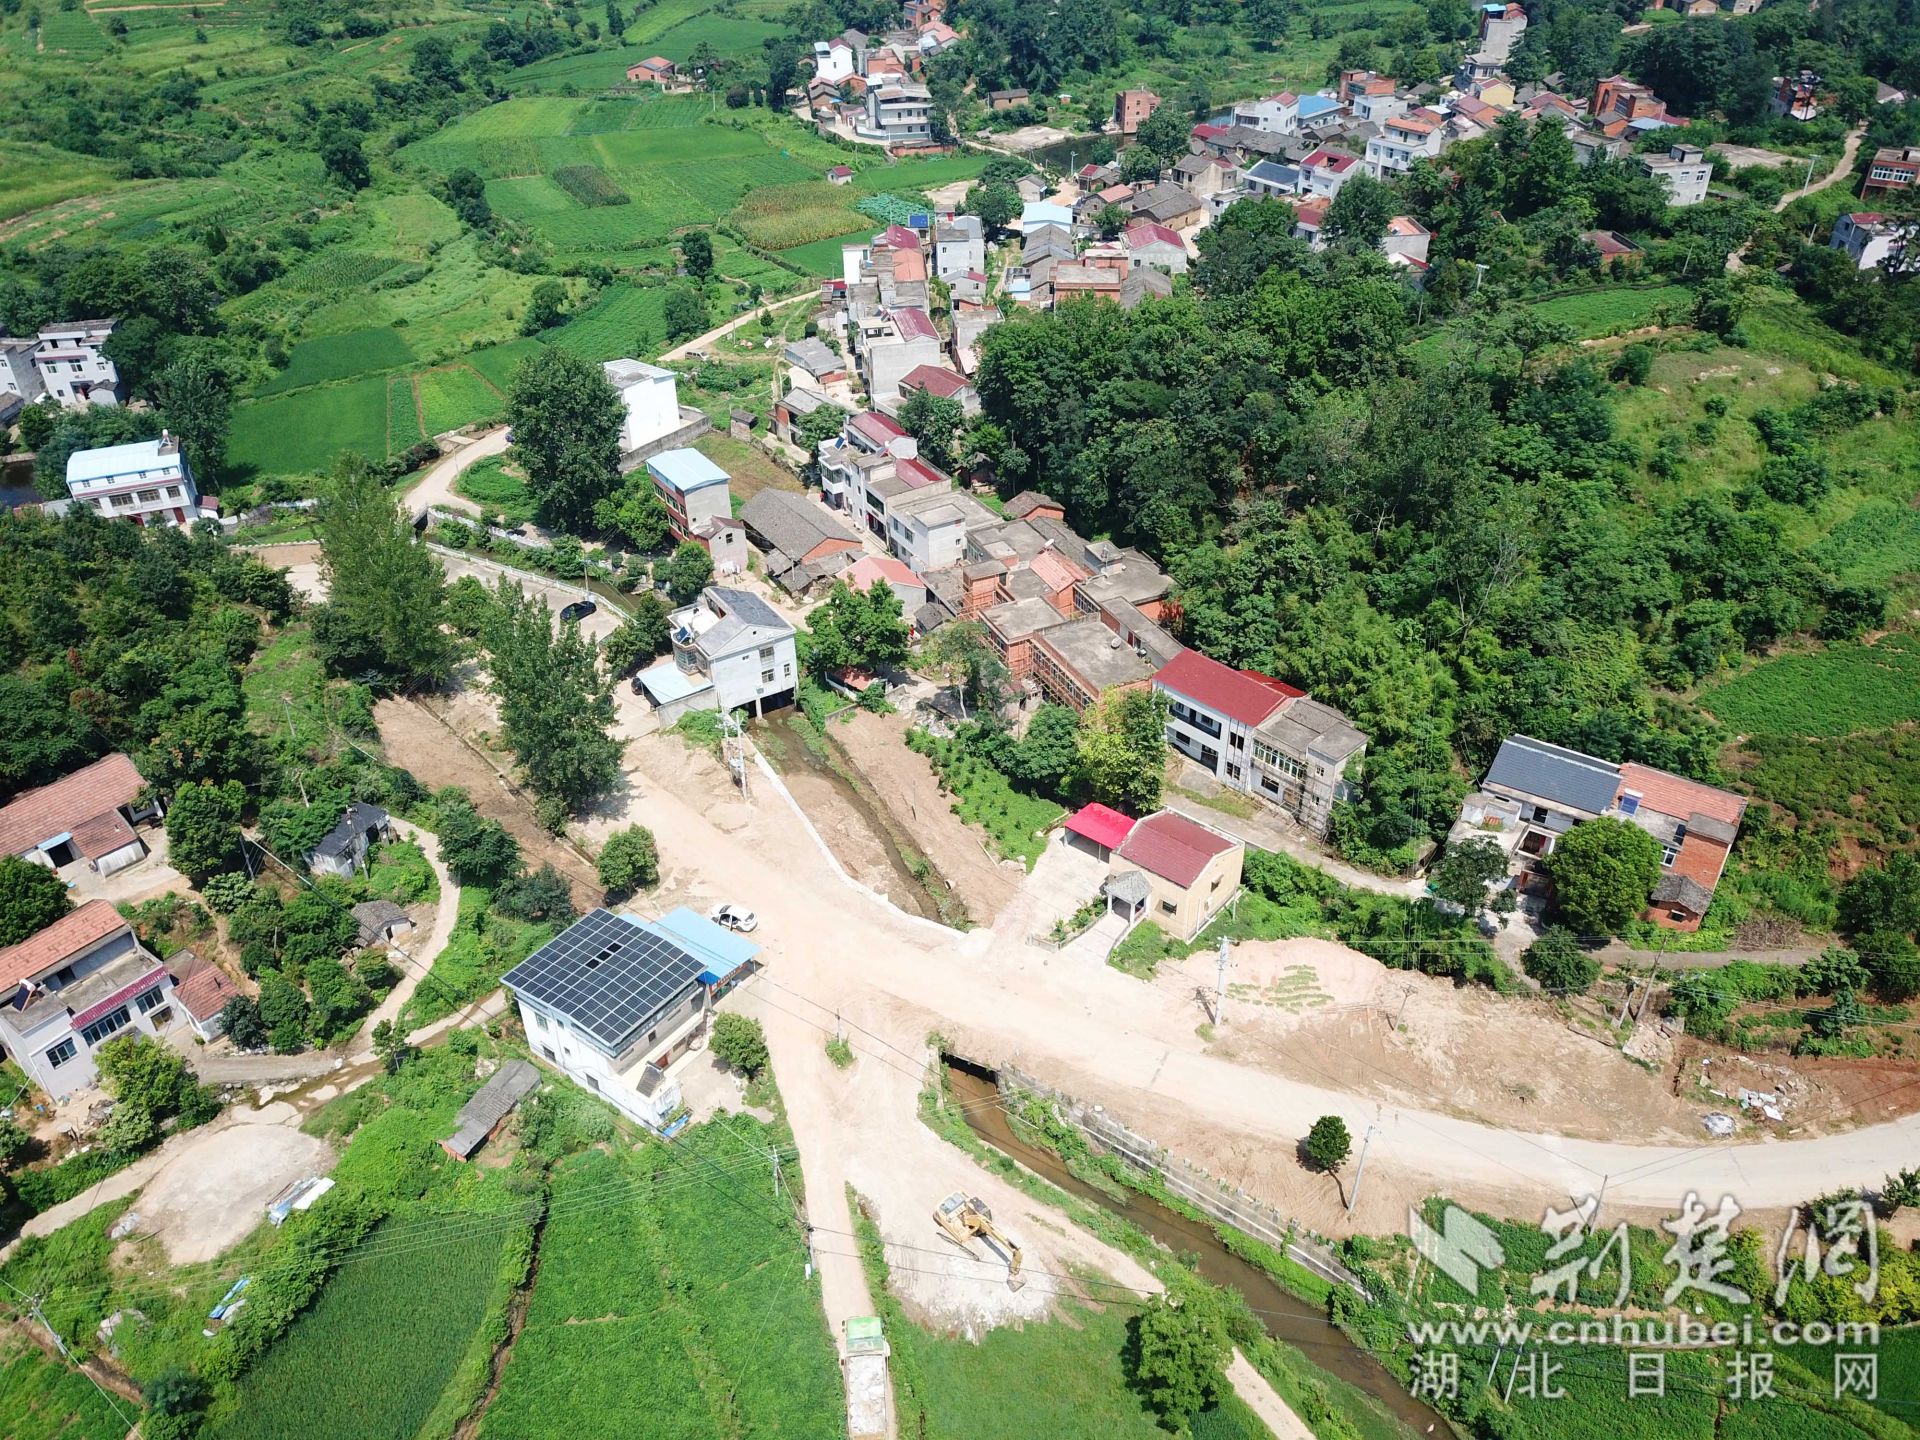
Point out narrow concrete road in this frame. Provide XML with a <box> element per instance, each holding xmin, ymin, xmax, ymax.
<box><xmin>403</xmin><ymin>425</ymin><xmax>510</xmax><ymax>521</ymax></box>
<box><xmin>659</xmin><ymin>289</ymin><xmax>815</xmax><ymax>363</ymax></box>
<box><xmin>1774</xmin><ymin>125</ymin><xmax>1866</xmax><ymax>213</ymax></box>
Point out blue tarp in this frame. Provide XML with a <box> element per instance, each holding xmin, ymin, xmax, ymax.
<box><xmin>651</xmin><ymin>906</ymin><xmax>760</xmax><ymax>984</ymax></box>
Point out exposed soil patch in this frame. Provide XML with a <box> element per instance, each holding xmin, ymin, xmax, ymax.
<box><xmin>373</xmin><ymin>695</ymin><xmax>602</xmax><ymax>907</ymax></box>
<box><xmin>831</xmin><ymin>709</ymin><xmax>1023</xmax><ymax>925</ymax></box>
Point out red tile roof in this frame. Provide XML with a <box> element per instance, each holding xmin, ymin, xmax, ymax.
<box><xmin>1030</xmin><ymin>549</ymin><xmax>1086</xmax><ymax>594</ymax></box>
<box><xmin>1192</xmin><ymin>123</ymin><xmax>1228</xmax><ymax>139</ymax></box>
<box><xmin>881</xmin><ymin>223</ymin><xmax>922</xmax><ymax>252</ymax></box>
<box><xmin>892</xmin><ymin>249</ymin><xmax>928</xmax><ymax>282</ymax></box>
<box><xmin>847</xmin><ymin>554</ymin><xmax>923</xmax><ymax>591</ymax></box>
<box><xmin>899</xmin><ymin>364</ymin><xmax>970</xmax><ymax>398</ymax></box>
<box><xmin>849</xmin><ymin>411</ymin><xmax>907</xmax><ymax>445</ymax></box>
<box><xmin>1154</xmin><ymin>650</ymin><xmax>1295</xmax><ymax>727</ymax></box>
<box><xmin>0</xmin><ymin>753</ymin><xmax>146</xmax><ymax>860</ymax></box>
<box><xmin>1116</xmin><ymin>811</ymin><xmax>1237</xmax><ymax>888</ymax></box>
<box><xmin>171</xmin><ymin>955</ymin><xmax>240</xmax><ymax>1023</ymax></box>
<box><xmin>892</xmin><ymin>306</ymin><xmax>937</xmax><ymax>340</ymax></box>
<box><xmin>1124</xmin><ymin>219</ymin><xmax>1183</xmax><ymax>249</ymax></box>
<box><xmin>828</xmin><ymin>164</ymin><xmax>854</xmax><ymax>178</ymax></box>
<box><xmin>0</xmin><ymin>900</ymin><xmax>128</xmax><ymax>990</ymax></box>
<box><xmin>1301</xmin><ymin>149</ymin><xmax>1358</xmax><ymax>173</ymax></box>
<box><xmin>1616</xmin><ymin>763</ymin><xmax>1747</xmax><ymax>828</ymax></box>
<box><xmin>1066</xmin><ymin>802</ymin><xmax>1136</xmax><ymax>851</ymax></box>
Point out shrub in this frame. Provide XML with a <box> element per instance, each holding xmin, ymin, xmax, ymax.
<box><xmin>1521</xmin><ymin>926</ymin><xmax>1600</xmax><ymax>993</ymax></box>
<box><xmin>201</xmin><ymin>871</ymin><xmax>255</xmax><ymax>915</ymax></box>
<box><xmin>711</xmin><ymin>1013</ymin><xmax>769</xmax><ymax>1077</ymax></box>
<box><xmin>826</xmin><ymin>1035</ymin><xmax>853</xmax><ymax>1069</ymax></box>
<box><xmin>597</xmin><ymin>824</ymin><xmax>659</xmax><ymax>894</ymax></box>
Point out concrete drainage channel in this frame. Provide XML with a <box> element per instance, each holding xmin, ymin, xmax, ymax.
<box><xmin>941</xmin><ymin>1056</ymin><xmax>1448</xmax><ymax>1437</ymax></box>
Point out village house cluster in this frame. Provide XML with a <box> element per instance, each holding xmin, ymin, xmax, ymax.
<box><xmin>799</xmin><ymin>0</ymin><xmax>959</xmax><ymax>152</ymax></box>
<box><xmin>0</xmin><ymin>317</ymin><xmax>122</xmax><ymax>424</ymax></box>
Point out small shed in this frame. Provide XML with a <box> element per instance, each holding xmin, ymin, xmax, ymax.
<box><xmin>352</xmin><ymin>900</ymin><xmax>413</xmax><ymax>949</ymax></box>
<box><xmin>1062</xmin><ymin>802</ymin><xmax>1136</xmax><ymax>862</ymax></box>
<box><xmin>170</xmin><ymin>952</ymin><xmax>240</xmax><ymax>1043</ymax></box>
<box><xmin>729</xmin><ymin>408</ymin><xmax>758</xmax><ymax>440</ymax></box>
<box><xmin>442</xmin><ymin>1060</ymin><xmax>541</xmax><ymax>1160</ymax></box>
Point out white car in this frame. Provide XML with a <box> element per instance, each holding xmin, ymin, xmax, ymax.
<box><xmin>707</xmin><ymin>903</ymin><xmax>758</xmax><ymax>934</ymax></box>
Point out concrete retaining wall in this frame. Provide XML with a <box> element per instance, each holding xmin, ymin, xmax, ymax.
<box><xmin>998</xmin><ymin>1063</ymin><xmax>1368</xmax><ymax>1298</ymax></box>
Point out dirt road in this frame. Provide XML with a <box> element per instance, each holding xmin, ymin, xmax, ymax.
<box><xmin>349</xmin><ymin>814</ymin><xmax>462</xmax><ymax>1053</ymax></box>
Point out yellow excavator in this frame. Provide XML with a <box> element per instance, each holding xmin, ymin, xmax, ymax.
<box><xmin>932</xmin><ymin>1190</ymin><xmax>1027</xmax><ymax>1291</ymax></box>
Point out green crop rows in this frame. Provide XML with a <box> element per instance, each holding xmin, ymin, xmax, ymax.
<box><xmin>0</xmin><ymin>1338</ymin><xmax>125</xmax><ymax>1440</ymax></box>
<box><xmin>256</xmin><ymin>328</ymin><xmax>418</xmax><ymax>396</ymax></box>
<box><xmin>419</xmin><ymin>365</ymin><xmax>506</xmax><ymax>434</ymax></box>
<box><xmin>551</xmin><ymin>164</ymin><xmax>631</xmax><ymax>206</ymax></box>
<box><xmin>208</xmin><ymin>1221</ymin><xmax>509</xmax><ymax>1440</ymax></box>
<box><xmin>481</xmin><ymin>1128</ymin><xmax>842</xmax><ymax>1440</ymax></box>
<box><xmin>1702</xmin><ymin>633</ymin><xmax>1920</xmax><ymax>738</ymax></box>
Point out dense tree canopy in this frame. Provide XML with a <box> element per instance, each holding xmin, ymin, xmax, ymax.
<box><xmin>504</xmin><ymin>349</ymin><xmax>626</xmax><ymax>531</ymax></box>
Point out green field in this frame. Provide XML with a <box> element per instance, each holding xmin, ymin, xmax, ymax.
<box><xmin>1702</xmin><ymin>633</ymin><xmax>1920</xmax><ymax>738</ymax></box>
<box><xmin>1528</xmin><ymin>284</ymin><xmax>1696</xmax><ymax>336</ymax></box>
<box><xmin>456</xmin><ymin>454</ymin><xmax>537</xmax><ymax>524</ymax></box>
<box><xmin>210</xmin><ymin>1221</ymin><xmax>511</xmax><ymax>1440</ymax></box>
<box><xmin>419</xmin><ymin>364</ymin><xmax>506</xmax><ymax>434</ymax></box>
<box><xmin>779</xmin><ymin>230</ymin><xmax>868</xmax><ymax>277</ymax></box>
<box><xmin>908</xmin><ymin>1294</ymin><xmax>1269</xmax><ymax>1440</ymax></box>
<box><xmin>257</xmin><ymin>328</ymin><xmax>418</xmax><ymax>396</ymax></box>
<box><xmin>481</xmin><ymin>1129</ymin><xmax>842</xmax><ymax>1440</ymax></box>
<box><xmin>546</xmin><ymin>284</ymin><xmax>681</xmax><ymax>361</ymax></box>
<box><xmin>229</xmin><ymin>373</ymin><xmax>393</xmax><ymax>479</ymax></box>
<box><xmin>0</xmin><ymin>1338</ymin><xmax>127</xmax><ymax>1440</ymax></box>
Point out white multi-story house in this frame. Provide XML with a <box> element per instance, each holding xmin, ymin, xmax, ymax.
<box><xmin>602</xmin><ymin>358</ymin><xmax>682</xmax><ymax>452</ymax></box>
<box><xmin>1366</xmin><ymin>114</ymin><xmax>1445</xmax><ymax>177</ymax></box>
<box><xmin>33</xmin><ymin>320</ymin><xmax>120</xmax><ymax>407</ymax></box>
<box><xmin>1831</xmin><ymin>212</ymin><xmax>1912</xmax><ymax>271</ymax></box>
<box><xmin>884</xmin><ymin>483</ymin><xmax>998</xmax><ymax>572</ymax></box>
<box><xmin>65</xmin><ymin>432</ymin><xmax>206</xmax><ymax>528</ymax></box>
<box><xmin>1641</xmin><ymin>143</ymin><xmax>1712</xmax><ymax>206</ymax></box>
<box><xmin>0</xmin><ymin>901</ymin><xmax>183</xmax><ymax>1098</ymax></box>
<box><xmin>931</xmin><ymin>216</ymin><xmax>985</xmax><ymax>282</ymax></box>
<box><xmin>1232</xmin><ymin>92</ymin><xmax>1299</xmax><ymax>133</ymax></box>
<box><xmin>635</xmin><ymin>586</ymin><xmax>797</xmax><ymax>721</ymax></box>
<box><xmin>1152</xmin><ymin>649</ymin><xmax>1367</xmax><ymax>836</ymax></box>
<box><xmin>1298</xmin><ymin>148</ymin><xmax>1360</xmax><ymax>199</ymax></box>
<box><xmin>0</xmin><ymin>337</ymin><xmax>45</xmax><ymax>416</ymax></box>
<box><xmin>857</xmin><ymin>306</ymin><xmax>944</xmax><ymax>403</ymax></box>
<box><xmin>504</xmin><ymin>908</ymin><xmax>759</xmax><ymax>1131</ymax></box>
<box><xmin>811</xmin><ymin>37</ymin><xmax>856</xmax><ymax>83</ymax></box>
<box><xmin>857</xmin><ymin>83</ymin><xmax>932</xmax><ymax>145</ymax></box>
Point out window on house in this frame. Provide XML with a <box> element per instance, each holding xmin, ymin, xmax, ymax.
<box><xmin>1159</xmin><ymin>900</ymin><xmax>1177</xmax><ymax>915</ymax></box>
<box><xmin>1225</xmin><ymin>763</ymin><xmax>1242</xmax><ymax>782</ymax></box>
<box><xmin>1619</xmin><ymin>792</ymin><xmax>1641</xmax><ymax>816</ymax></box>
<box><xmin>761</xmin><ymin>669</ymin><xmax>775</xmax><ymax>684</ymax></box>
<box><xmin>45</xmin><ymin>1039</ymin><xmax>77</xmax><ymax>1069</ymax></box>
<box><xmin>540</xmin><ymin>1046</ymin><xmax>556</xmax><ymax>1061</ymax></box>
<box><xmin>1260</xmin><ymin>775</ymin><xmax>1281</xmax><ymax>795</ymax></box>
<box><xmin>135</xmin><ymin>988</ymin><xmax>166</xmax><ymax>1015</ymax></box>
<box><xmin>80</xmin><ymin>1007</ymin><xmax>131</xmax><ymax>1047</ymax></box>
<box><xmin>136</xmin><ymin>489</ymin><xmax>161</xmax><ymax>505</ymax></box>
<box><xmin>1661</xmin><ymin>842</ymin><xmax>1681</xmax><ymax>867</ymax></box>
<box><xmin>1229</xmin><ymin>733</ymin><xmax>1244</xmax><ymax>750</ymax></box>
<box><xmin>782</xmin><ymin>663</ymin><xmax>792</xmax><ymax>678</ymax></box>
<box><xmin>585</xmin><ymin>1075</ymin><xmax>600</xmax><ymax>1091</ymax></box>
<box><xmin>759</xmin><ymin>646</ymin><xmax>774</xmax><ymax>659</ymax></box>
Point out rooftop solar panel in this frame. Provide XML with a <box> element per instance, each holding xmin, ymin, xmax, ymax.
<box><xmin>501</xmin><ymin>910</ymin><xmax>708</xmax><ymax>1052</ymax></box>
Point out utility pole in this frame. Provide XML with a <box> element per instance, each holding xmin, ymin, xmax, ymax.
<box><xmin>1213</xmin><ymin>935</ymin><xmax>1231</xmax><ymax>1026</ymax></box>
<box><xmin>1395</xmin><ymin>981</ymin><xmax>1414</xmax><ymax>1031</ymax></box>
<box><xmin>771</xmin><ymin>1144</ymin><xmax>784</xmax><ymax>1201</ymax></box>
<box><xmin>1347</xmin><ymin>1124</ymin><xmax>1381</xmax><ymax>1213</ymax></box>
<box><xmin>281</xmin><ymin>695</ymin><xmax>297</xmax><ymax>746</ymax></box>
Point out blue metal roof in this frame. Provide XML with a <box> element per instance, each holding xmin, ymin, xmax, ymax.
<box><xmin>646</xmin><ymin>448</ymin><xmax>730</xmax><ymax>494</ymax></box>
<box><xmin>1484</xmin><ymin>737</ymin><xmax>1621</xmax><ymax>816</ymax></box>
<box><xmin>1297</xmin><ymin>94</ymin><xmax>1341</xmax><ymax>118</ymax></box>
<box><xmin>651</xmin><ymin>907</ymin><xmax>760</xmax><ymax>983</ymax></box>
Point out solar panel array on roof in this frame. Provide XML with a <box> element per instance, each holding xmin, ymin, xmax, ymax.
<box><xmin>501</xmin><ymin>910</ymin><xmax>706</xmax><ymax>1052</ymax></box>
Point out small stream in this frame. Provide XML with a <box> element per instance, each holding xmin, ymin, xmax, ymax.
<box><xmin>755</xmin><ymin>711</ymin><xmax>948</xmax><ymax>922</ymax></box>
<box><xmin>944</xmin><ymin>1060</ymin><xmax>1451</xmax><ymax>1438</ymax></box>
